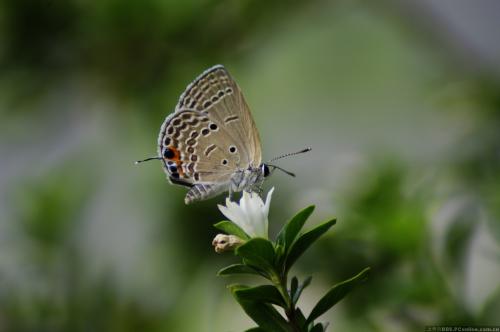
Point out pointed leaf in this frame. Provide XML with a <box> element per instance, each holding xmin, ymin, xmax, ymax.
<box><xmin>285</xmin><ymin>219</ymin><xmax>336</xmax><ymax>272</ymax></box>
<box><xmin>310</xmin><ymin>323</ymin><xmax>325</xmax><ymax>332</ymax></box>
<box><xmin>214</xmin><ymin>220</ymin><xmax>250</xmax><ymax>240</ymax></box>
<box><xmin>276</xmin><ymin>205</ymin><xmax>315</xmax><ymax>250</ymax></box>
<box><xmin>234</xmin><ymin>285</ymin><xmax>287</xmax><ymax>308</ymax></box>
<box><xmin>290</xmin><ymin>276</ymin><xmax>298</xmax><ymax>300</ymax></box>
<box><xmin>231</xmin><ymin>285</ymin><xmax>292</xmax><ymax>332</ymax></box>
<box><xmin>307</xmin><ymin>268</ymin><xmax>370</xmax><ymax>323</ymax></box>
<box><xmin>295</xmin><ymin>308</ymin><xmax>307</xmax><ymax>329</ymax></box>
<box><xmin>217</xmin><ymin>264</ymin><xmax>264</xmax><ymax>277</ymax></box>
<box><xmin>293</xmin><ymin>276</ymin><xmax>312</xmax><ymax>304</ymax></box>
<box><xmin>236</xmin><ymin>238</ymin><xmax>276</xmax><ymax>274</ymax></box>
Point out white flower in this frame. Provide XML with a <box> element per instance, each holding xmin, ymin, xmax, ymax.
<box><xmin>217</xmin><ymin>188</ymin><xmax>275</xmax><ymax>239</ymax></box>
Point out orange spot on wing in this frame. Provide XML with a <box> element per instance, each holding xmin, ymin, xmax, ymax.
<box><xmin>167</xmin><ymin>146</ymin><xmax>181</xmax><ymax>161</ymax></box>
<box><xmin>167</xmin><ymin>146</ymin><xmax>185</xmax><ymax>177</ymax></box>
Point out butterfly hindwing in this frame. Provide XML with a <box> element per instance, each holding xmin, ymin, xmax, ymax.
<box><xmin>158</xmin><ymin>110</ymin><xmax>247</xmax><ymax>185</ymax></box>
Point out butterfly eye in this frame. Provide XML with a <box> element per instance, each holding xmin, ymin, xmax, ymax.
<box><xmin>262</xmin><ymin>164</ymin><xmax>270</xmax><ymax>177</ymax></box>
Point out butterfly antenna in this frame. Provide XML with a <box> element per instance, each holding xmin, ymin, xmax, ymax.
<box><xmin>135</xmin><ymin>156</ymin><xmax>162</xmax><ymax>165</ymax></box>
<box><xmin>268</xmin><ymin>164</ymin><xmax>296</xmax><ymax>177</ymax></box>
<box><xmin>268</xmin><ymin>147</ymin><xmax>312</xmax><ymax>162</ymax></box>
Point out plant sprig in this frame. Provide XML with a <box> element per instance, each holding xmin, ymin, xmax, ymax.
<box><xmin>215</xmin><ymin>205</ymin><xmax>370</xmax><ymax>332</ymax></box>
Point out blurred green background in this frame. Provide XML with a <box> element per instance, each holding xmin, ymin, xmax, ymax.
<box><xmin>1</xmin><ymin>0</ymin><xmax>499</xmax><ymax>331</ymax></box>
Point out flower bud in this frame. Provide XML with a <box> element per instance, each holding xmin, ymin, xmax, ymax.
<box><xmin>212</xmin><ymin>234</ymin><xmax>245</xmax><ymax>253</ymax></box>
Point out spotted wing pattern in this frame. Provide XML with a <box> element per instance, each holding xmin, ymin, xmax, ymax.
<box><xmin>158</xmin><ymin>110</ymin><xmax>242</xmax><ymax>183</ymax></box>
<box><xmin>176</xmin><ymin>65</ymin><xmax>262</xmax><ymax>166</ymax></box>
<box><xmin>157</xmin><ymin>65</ymin><xmax>263</xmax><ymax>204</ymax></box>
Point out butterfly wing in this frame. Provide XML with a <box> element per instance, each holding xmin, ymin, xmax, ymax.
<box><xmin>157</xmin><ymin>65</ymin><xmax>262</xmax><ymax>203</ymax></box>
<box><xmin>176</xmin><ymin>65</ymin><xmax>262</xmax><ymax>167</ymax></box>
<box><xmin>158</xmin><ymin>110</ymin><xmax>238</xmax><ymax>183</ymax></box>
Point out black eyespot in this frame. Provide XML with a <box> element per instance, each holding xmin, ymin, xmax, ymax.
<box><xmin>164</xmin><ymin>137</ymin><xmax>171</xmax><ymax>146</ymax></box>
<box><xmin>229</xmin><ymin>146</ymin><xmax>237</xmax><ymax>153</ymax></box>
<box><xmin>202</xmin><ymin>128</ymin><xmax>210</xmax><ymax>136</ymax></box>
<box><xmin>262</xmin><ymin>164</ymin><xmax>270</xmax><ymax>177</ymax></box>
<box><xmin>209</xmin><ymin>123</ymin><xmax>218</xmax><ymax>131</ymax></box>
<box><xmin>170</xmin><ymin>172</ymin><xmax>180</xmax><ymax>179</ymax></box>
<box><xmin>169</xmin><ymin>165</ymin><xmax>177</xmax><ymax>173</ymax></box>
<box><xmin>163</xmin><ymin>148</ymin><xmax>175</xmax><ymax>159</ymax></box>
<box><xmin>222</xmin><ymin>159</ymin><xmax>228</xmax><ymax>165</ymax></box>
<box><xmin>187</xmin><ymin>147</ymin><xmax>195</xmax><ymax>153</ymax></box>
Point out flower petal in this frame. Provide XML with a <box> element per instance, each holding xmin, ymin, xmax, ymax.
<box><xmin>217</xmin><ymin>188</ymin><xmax>274</xmax><ymax>239</ymax></box>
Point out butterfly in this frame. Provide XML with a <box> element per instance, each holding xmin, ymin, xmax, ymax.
<box><xmin>137</xmin><ymin>65</ymin><xmax>310</xmax><ymax>204</ymax></box>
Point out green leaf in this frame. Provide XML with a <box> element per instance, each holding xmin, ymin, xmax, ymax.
<box><xmin>285</xmin><ymin>218</ymin><xmax>336</xmax><ymax>272</ymax></box>
<box><xmin>290</xmin><ymin>276</ymin><xmax>298</xmax><ymax>300</ymax></box>
<box><xmin>275</xmin><ymin>243</ymin><xmax>285</xmax><ymax>261</ymax></box>
<box><xmin>214</xmin><ymin>220</ymin><xmax>251</xmax><ymax>240</ymax></box>
<box><xmin>217</xmin><ymin>264</ymin><xmax>265</xmax><ymax>277</ymax></box>
<box><xmin>295</xmin><ymin>308</ymin><xmax>307</xmax><ymax>329</ymax></box>
<box><xmin>231</xmin><ymin>285</ymin><xmax>292</xmax><ymax>332</ymax></box>
<box><xmin>307</xmin><ymin>267</ymin><xmax>370</xmax><ymax>323</ymax></box>
<box><xmin>276</xmin><ymin>205</ymin><xmax>315</xmax><ymax>250</ymax></box>
<box><xmin>292</xmin><ymin>276</ymin><xmax>312</xmax><ymax>304</ymax></box>
<box><xmin>310</xmin><ymin>323</ymin><xmax>325</xmax><ymax>332</ymax></box>
<box><xmin>245</xmin><ymin>328</ymin><xmax>268</xmax><ymax>332</ymax></box>
<box><xmin>236</xmin><ymin>238</ymin><xmax>276</xmax><ymax>275</ymax></box>
<box><xmin>234</xmin><ymin>284</ymin><xmax>287</xmax><ymax>308</ymax></box>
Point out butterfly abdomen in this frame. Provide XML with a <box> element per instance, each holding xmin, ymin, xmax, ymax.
<box><xmin>185</xmin><ymin>183</ymin><xmax>225</xmax><ymax>204</ymax></box>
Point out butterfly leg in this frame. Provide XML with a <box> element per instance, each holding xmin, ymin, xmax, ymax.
<box><xmin>253</xmin><ymin>185</ymin><xmax>263</xmax><ymax>195</ymax></box>
<box><xmin>252</xmin><ymin>177</ymin><xmax>265</xmax><ymax>195</ymax></box>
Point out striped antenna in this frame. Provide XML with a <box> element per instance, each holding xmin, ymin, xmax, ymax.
<box><xmin>268</xmin><ymin>147</ymin><xmax>311</xmax><ymax>162</ymax></box>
